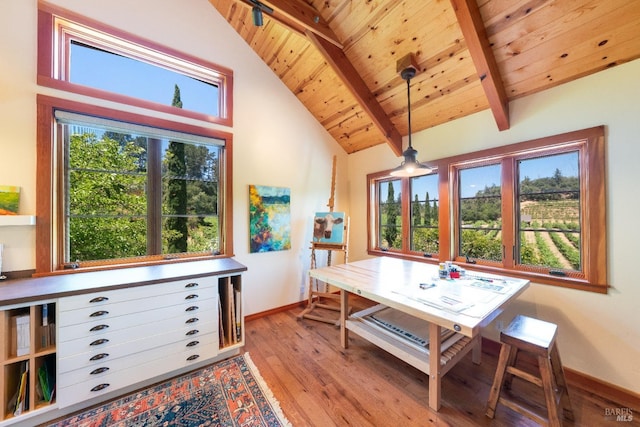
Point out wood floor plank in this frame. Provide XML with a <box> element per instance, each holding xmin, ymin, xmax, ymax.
<box><xmin>242</xmin><ymin>300</ymin><xmax>639</xmax><ymax>426</ymax></box>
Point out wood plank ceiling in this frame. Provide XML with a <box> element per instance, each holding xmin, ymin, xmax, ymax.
<box><xmin>209</xmin><ymin>0</ymin><xmax>640</xmax><ymax>155</ymax></box>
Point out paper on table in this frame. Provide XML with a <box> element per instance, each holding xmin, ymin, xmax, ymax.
<box><xmin>393</xmin><ymin>281</ymin><xmax>501</xmax><ymax>317</ymax></box>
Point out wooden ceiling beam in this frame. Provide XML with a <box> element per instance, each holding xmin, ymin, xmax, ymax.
<box><xmin>246</xmin><ymin>0</ymin><xmax>343</xmax><ymax>48</ymax></box>
<box><xmin>450</xmin><ymin>0</ymin><xmax>510</xmax><ymax>130</ymax></box>
<box><xmin>224</xmin><ymin>0</ymin><xmax>402</xmax><ymax>154</ymax></box>
<box><xmin>306</xmin><ymin>30</ymin><xmax>404</xmax><ymax>157</ymax></box>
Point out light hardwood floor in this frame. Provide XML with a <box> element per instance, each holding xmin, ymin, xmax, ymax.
<box><xmin>243</xmin><ymin>298</ymin><xmax>639</xmax><ymax>427</ymax></box>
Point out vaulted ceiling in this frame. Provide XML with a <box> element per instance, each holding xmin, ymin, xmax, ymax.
<box><xmin>209</xmin><ymin>0</ymin><xmax>640</xmax><ymax>156</ymax></box>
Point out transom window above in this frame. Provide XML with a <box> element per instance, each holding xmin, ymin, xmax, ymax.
<box><xmin>69</xmin><ymin>41</ymin><xmax>221</xmax><ymax>117</ymax></box>
<box><xmin>38</xmin><ymin>3</ymin><xmax>232</xmax><ymax>125</ymax></box>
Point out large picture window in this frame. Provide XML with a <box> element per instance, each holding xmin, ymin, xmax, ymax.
<box><xmin>37</xmin><ymin>97</ymin><xmax>233</xmax><ymax>273</ymax></box>
<box><xmin>368</xmin><ymin>127</ymin><xmax>607</xmax><ymax>293</ymax></box>
<box><xmin>58</xmin><ymin>112</ymin><xmax>223</xmax><ymax>265</ymax></box>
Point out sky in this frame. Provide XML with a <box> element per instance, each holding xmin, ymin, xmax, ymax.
<box><xmin>69</xmin><ymin>42</ymin><xmax>219</xmax><ymax>116</ymax></box>
<box><xmin>387</xmin><ymin>151</ymin><xmax>579</xmax><ymax>200</ymax></box>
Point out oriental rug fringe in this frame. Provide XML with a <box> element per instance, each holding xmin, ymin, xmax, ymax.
<box><xmin>46</xmin><ymin>353</ymin><xmax>291</xmax><ymax>427</ymax></box>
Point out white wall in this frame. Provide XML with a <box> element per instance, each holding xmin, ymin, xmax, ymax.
<box><xmin>0</xmin><ymin>0</ymin><xmax>348</xmax><ymax>315</ymax></box>
<box><xmin>347</xmin><ymin>58</ymin><xmax>640</xmax><ymax>394</ymax></box>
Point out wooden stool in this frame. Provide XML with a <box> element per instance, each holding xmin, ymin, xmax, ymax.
<box><xmin>486</xmin><ymin>315</ymin><xmax>574</xmax><ymax>427</ymax></box>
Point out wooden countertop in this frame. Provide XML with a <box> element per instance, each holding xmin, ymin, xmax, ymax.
<box><xmin>0</xmin><ymin>258</ymin><xmax>247</xmax><ymax>306</ymax></box>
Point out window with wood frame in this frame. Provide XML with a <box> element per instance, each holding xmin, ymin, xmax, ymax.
<box><xmin>368</xmin><ymin>126</ymin><xmax>607</xmax><ymax>293</ymax></box>
<box><xmin>37</xmin><ymin>1</ymin><xmax>232</xmax><ymax>126</ymax></box>
<box><xmin>35</xmin><ymin>3</ymin><xmax>234</xmax><ymax>274</ymax></box>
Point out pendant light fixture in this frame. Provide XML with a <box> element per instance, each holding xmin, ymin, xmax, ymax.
<box><xmin>389</xmin><ymin>65</ymin><xmax>433</xmax><ymax>177</ymax></box>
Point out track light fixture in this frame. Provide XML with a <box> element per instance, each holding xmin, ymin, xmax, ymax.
<box><xmin>248</xmin><ymin>0</ymin><xmax>273</xmax><ymax>27</ymax></box>
<box><xmin>252</xmin><ymin>6</ymin><xmax>263</xmax><ymax>26</ymax></box>
<box><xmin>390</xmin><ymin>61</ymin><xmax>433</xmax><ymax>178</ymax></box>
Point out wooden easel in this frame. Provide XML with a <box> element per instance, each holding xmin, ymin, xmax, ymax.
<box><xmin>298</xmin><ymin>156</ymin><xmax>350</xmax><ymax>325</ymax></box>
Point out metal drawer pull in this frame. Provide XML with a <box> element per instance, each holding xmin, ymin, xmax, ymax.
<box><xmin>90</xmin><ymin>324</ymin><xmax>109</xmax><ymax>332</ymax></box>
<box><xmin>185</xmin><ymin>294</ymin><xmax>199</xmax><ymax>300</ymax></box>
<box><xmin>185</xmin><ymin>306</ymin><xmax>199</xmax><ymax>312</ymax></box>
<box><xmin>90</xmin><ymin>296</ymin><xmax>109</xmax><ymax>303</ymax></box>
<box><xmin>186</xmin><ymin>340</ymin><xmax>199</xmax><ymax>347</ymax></box>
<box><xmin>91</xmin><ymin>383</ymin><xmax>110</xmax><ymax>392</ymax></box>
<box><xmin>90</xmin><ymin>310</ymin><xmax>109</xmax><ymax>317</ymax></box>
<box><xmin>186</xmin><ymin>329</ymin><xmax>199</xmax><ymax>336</ymax></box>
<box><xmin>90</xmin><ymin>338</ymin><xmax>109</xmax><ymax>346</ymax></box>
<box><xmin>90</xmin><ymin>367</ymin><xmax>110</xmax><ymax>375</ymax></box>
<box><xmin>185</xmin><ymin>282</ymin><xmax>199</xmax><ymax>288</ymax></box>
<box><xmin>185</xmin><ymin>317</ymin><xmax>199</xmax><ymax>324</ymax></box>
<box><xmin>90</xmin><ymin>353</ymin><xmax>109</xmax><ymax>361</ymax></box>
<box><xmin>187</xmin><ymin>354</ymin><xmax>200</xmax><ymax>361</ymax></box>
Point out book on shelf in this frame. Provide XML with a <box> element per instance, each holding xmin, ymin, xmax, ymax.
<box><xmin>218</xmin><ymin>277</ymin><xmax>242</xmax><ymax>347</ymax></box>
<box><xmin>13</xmin><ymin>361</ymin><xmax>29</xmax><ymax>416</ymax></box>
<box><xmin>219</xmin><ymin>279</ymin><xmax>233</xmax><ymax>346</ymax></box>
<box><xmin>39</xmin><ymin>324</ymin><xmax>55</xmax><ymax>349</ymax></box>
<box><xmin>218</xmin><ymin>298</ymin><xmax>225</xmax><ymax>347</ymax></box>
<box><xmin>229</xmin><ymin>285</ymin><xmax>236</xmax><ymax>344</ymax></box>
<box><xmin>234</xmin><ymin>289</ymin><xmax>242</xmax><ymax>342</ymax></box>
<box><xmin>39</xmin><ymin>304</ymin><xmax>56</xmax><ymax>349</ymax></box>
<box><xmin>37</xmin><ymin>360</ymin><xmax>55</xmax><ymax>403</ymax></box>
<box><xmin>42</xmin><ymin>304</ymin><xmax>48</xmax><ymax>326</ymax></box>
<box><xmin>11</xmin><ymin>314</ymin><xmax>31</xmax><ymax>357</ymax></box>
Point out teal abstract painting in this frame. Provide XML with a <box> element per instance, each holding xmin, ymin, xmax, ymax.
<box><xmin>249</xmin><ymin>185</ymin><xmax>291</xmax><ymax>253</ymax></box>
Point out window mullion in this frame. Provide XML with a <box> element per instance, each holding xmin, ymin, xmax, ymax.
<box><xmin>147</xmin><ymin>139</ymin><xmax>162</xmax><ymax>255</ymax></box>
<box><xmin>501</xmin><ymin>157</ymin><xmax>516</xmax><ymax>268</ymax></box>
<box><xmin>401</xmin><ymin>178</ymin><xmax>411</xmax><ymax>252</ymax></box>
<box><xmin>438</xmin><ymin>167</ymin><xmax>452</xmax><ymax>260</ymax></box>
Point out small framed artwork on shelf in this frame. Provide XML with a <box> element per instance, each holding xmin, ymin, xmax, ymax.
<box><xmin>0</xmin><ymin>186</ymin><xmax>20</xmax><ymax>215</ymax></box>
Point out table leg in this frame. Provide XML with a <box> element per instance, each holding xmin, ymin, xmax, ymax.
<box><xmin>340</xmin><ymin>290</ymin><xmax>349</xmax><ymax>348</ymax></box>
<box><xmin>428</xmin><ymin>322</ymin><xmax>442</xmax><ymax>410</ymax></box>
<box><xmin>472</xmin><ymin>335</ymin><xmax>482</xmax><ymax>364</ymax></box>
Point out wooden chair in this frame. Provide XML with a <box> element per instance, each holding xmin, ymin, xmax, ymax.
<box><xmin>486</xmin><ymin>315</ymin><xmax>574</xmax><ymax>427</ymax></box>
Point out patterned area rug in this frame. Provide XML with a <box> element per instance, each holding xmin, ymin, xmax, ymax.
<box><xmin>47</xmin><ymin>353</ymin><xmax>291</xmax><ymax>427</ymax></box>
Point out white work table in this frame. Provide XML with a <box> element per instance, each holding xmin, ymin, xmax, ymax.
<box><xmin>309</xmin><ymin>257</ymin><xmax>529</xmax><ymax>411</ymax></box>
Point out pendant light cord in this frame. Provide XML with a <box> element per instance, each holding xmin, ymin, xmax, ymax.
<box><xmin>406</xmin><ymin>75</ymin><xmax>412</xmax><ymax>149</ymax></box>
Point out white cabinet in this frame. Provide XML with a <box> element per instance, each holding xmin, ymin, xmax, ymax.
<box><xmin>56</xmin><ymin>277</ymin><xmax>220</xmax><ymax>407</ymax></box>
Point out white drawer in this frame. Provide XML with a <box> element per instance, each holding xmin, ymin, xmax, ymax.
<box><xmin>58</xmin><ymin>296</ymin><xmax>217</xmax><ymax>343</ymax></box>
<box><xmin>57</xmin><ymin>339</ymin><xmax>218</xmax><ymax>408</ymax></box>
<box><xmin>58</xmin><ymin>319</ymin><xmax>217</xmax><ymax>373</ymax></box>
<box><xmin>58</xmin><ymin>332</ymin><xmax>218</xmax><ymax>389</ymax></box>
<box><xmin>58</xmin><ymin>288</ymin><xmax>216</xmax><ymax>327</ymax></box>
<box><xmin>58</xmin><ymin>276</ymin><xmax>218</xmax><ymax>312</ymax></box>
<box><xmin>58</xmin><ymin>300</ymin><xmax>217</xmax><ymax>358</ymax></box>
